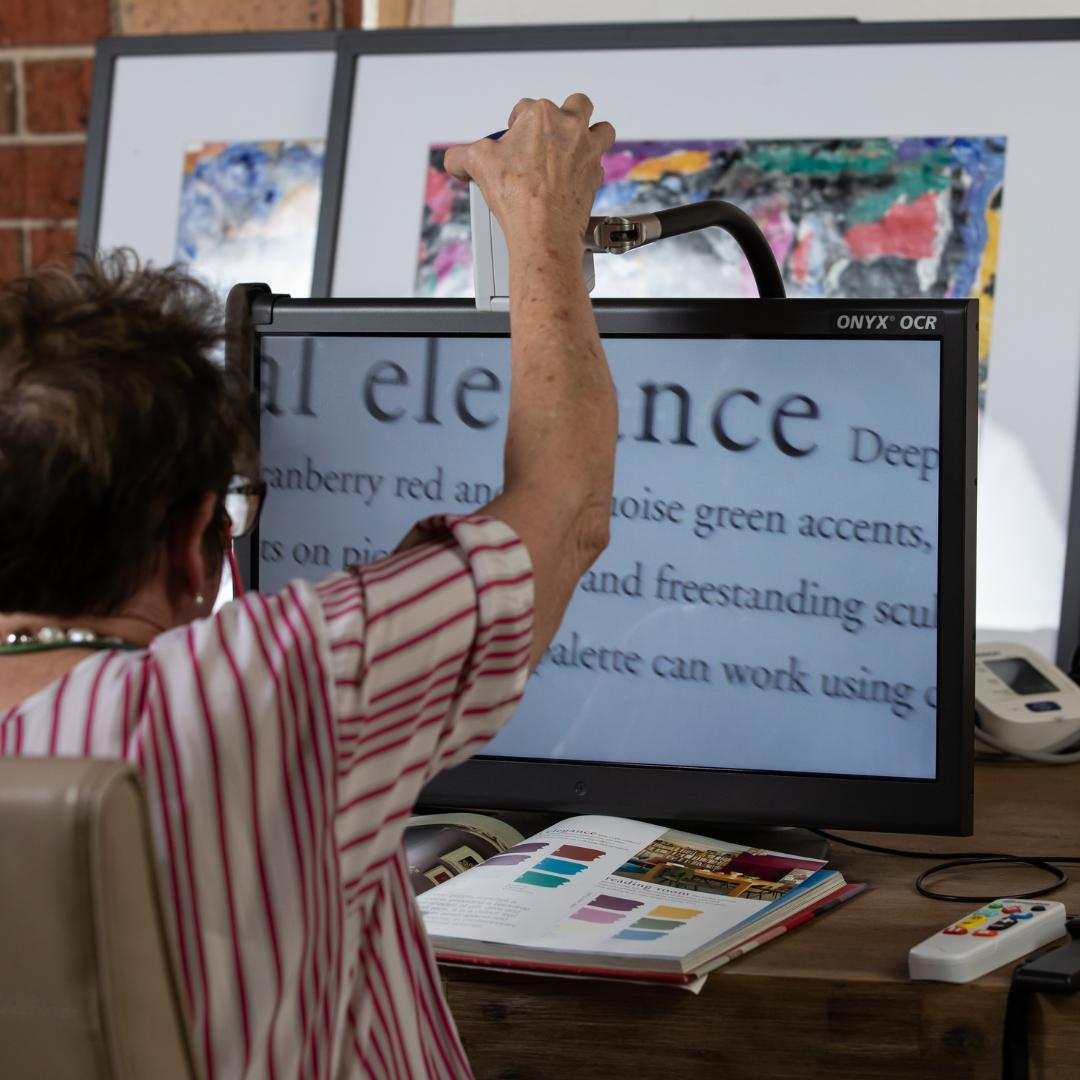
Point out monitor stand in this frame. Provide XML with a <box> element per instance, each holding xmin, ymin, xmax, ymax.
<box><xmin>661</xmin><ymin>822</ymin><xmax>830</xmax><ymax>862</ymax></box>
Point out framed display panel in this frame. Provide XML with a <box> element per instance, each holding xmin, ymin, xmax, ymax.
<box><xmin>316</xmin><ymin>18</ymin><xmax>1080</xmax><ymax>660</ymax></box>
<box><xmin>230</xmin><ymin>292</ymin><xmax>976</xmax><ymax>835</ymax></box>
<box><xmin>78</xmin><ymin>32</ymin><xmax>338</xmax><ymax>300</ymax></box>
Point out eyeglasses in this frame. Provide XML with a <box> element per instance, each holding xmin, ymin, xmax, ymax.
<box><xmin>222</xmin><ymin>477</ymin><xmax>267</xmax><ymax>539</ymax></box>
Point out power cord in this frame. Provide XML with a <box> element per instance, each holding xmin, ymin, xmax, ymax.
<box><xmin>811</xmin><ymin>828</ymin><xmax>1080</xmax><ymax>906</ymax></box>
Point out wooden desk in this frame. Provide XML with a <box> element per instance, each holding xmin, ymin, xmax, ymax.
<box><xmin>442</xmin><ymin>763</ymin><xmax>1080</xmax><ymax>1079</ymax></box>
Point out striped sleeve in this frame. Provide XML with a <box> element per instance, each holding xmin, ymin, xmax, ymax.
<box><xmin>319</xmin><ymin>514</ymin><xmax>533</xmax><ymax>876</ymax></box>
<box><xmin>4</xmin><ymin>514</ymin><xmax>531</xmax><ymax>1080</ymax></box>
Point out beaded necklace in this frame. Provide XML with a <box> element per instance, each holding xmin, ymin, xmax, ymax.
<box><xmin>0</xmin><ymin>626</ymin><xmax>143</xmax><ymax>655</ymax></box>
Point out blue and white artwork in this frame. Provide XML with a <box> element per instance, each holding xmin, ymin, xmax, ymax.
<box><xmin>175</xmin><ymin>139</ymin><xmax>325</xmax><ymax>298</ymax></box>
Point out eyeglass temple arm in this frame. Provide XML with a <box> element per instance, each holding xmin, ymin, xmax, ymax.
<box><xmin>227</xmin><ymin>543</ymin><xmax>245</xmax><ymax>599</ymax></box>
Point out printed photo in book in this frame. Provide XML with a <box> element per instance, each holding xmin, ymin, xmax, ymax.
<box><xmin>405</xmin><ymin>812</ymin><xmax>525</xmax><ymax>895</ymax></box>
<box><xmin>613</xmin><ymin>829</ymin><xmax>818</xmax><ymax>900</ymax></box>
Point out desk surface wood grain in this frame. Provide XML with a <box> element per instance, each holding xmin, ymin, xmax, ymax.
<box><xmin>441</xmin><ymin>763</ymin><xmax>1080</xmax><ymax>1079</ymax></box>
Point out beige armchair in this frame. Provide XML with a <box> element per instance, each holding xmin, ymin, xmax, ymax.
<box><xmin>0</xmin><ymin>758</ymin><xmax>198</xmax><ymax>1079</ymax></box>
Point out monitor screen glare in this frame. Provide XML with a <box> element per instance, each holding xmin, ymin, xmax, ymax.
<box><xmin>258</xmin><ymin>332</ymin><xmax>941</xmax><ymax>781</ymax></box>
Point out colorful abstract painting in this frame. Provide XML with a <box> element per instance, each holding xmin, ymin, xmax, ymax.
<box><xmin>175</xmin><ymin>139</ymin><xmax>325</xmax><ymax>299</ymax></box>
<box><xmin>417</xmin><ymin>136</ymin><xmax>1005</xmax><ymax>396</ymax></box>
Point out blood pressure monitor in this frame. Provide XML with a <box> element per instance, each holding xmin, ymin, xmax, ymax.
<box><xmin>975</xmin><ymin>643</ymin><xmax>1080</xmax><ymax>753</ymax></box>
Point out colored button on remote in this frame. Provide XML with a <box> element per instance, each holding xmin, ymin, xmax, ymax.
<box><xmin>943</xmin><ymin>927</ymin><xmax>968</xmax><ymax>935</ymax></box>
<box><xmin>973</xmin><ymin>930</ymin><xmax>999</xmax><ymax>937</ymax></box>
<box><xmin>1014</xmin><ymin>912</ymin><xmax>1034</xmax><ymax>920</ymax></box>
<box><xmin>989</xmin><ymin>918</ymin><xmax>1017</xmax><ymax>931</ymax></box>
<box><xmin>1032</xmin><ymin>905</ymin><xmax>1046</xmax><ymax>912</ymax></box>
<box><xmin>988</xmin><ymin>902</ymin><xmax>1003</xmax><ymax>909</ymax></box>
<box><xmin>1002</xmin><ymin>905</ymin><xmax>1022</xmax><ymax>914</ymax></box>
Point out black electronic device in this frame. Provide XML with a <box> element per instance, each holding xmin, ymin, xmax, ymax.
<box><xmin>228</xmin><ymin>289</ymin><xmax>976</xmax><ymax>835</ymax></box>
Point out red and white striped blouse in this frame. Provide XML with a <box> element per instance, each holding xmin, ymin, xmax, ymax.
<box><xmin>1</xmin><ymin>514</ymin><xmax>533</xmax><ymax>1080</ymax></box>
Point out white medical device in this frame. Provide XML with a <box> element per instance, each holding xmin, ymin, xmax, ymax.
<box><xmin>974</xmin><ymin>642</ymin><xmax>1080</xmax><ymax>756</ymax></box>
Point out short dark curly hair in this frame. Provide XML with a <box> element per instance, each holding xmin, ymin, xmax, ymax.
<box><xmin>0</xmin><ymin>252</ymin><xmax>257</xmax><ymax>617</ymax></box>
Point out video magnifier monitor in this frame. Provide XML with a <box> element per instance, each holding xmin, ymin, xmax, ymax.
<box><xmin>243</xmin><ymin>297</ymin><xmax>976</xmax><ymax>834</ymax></box>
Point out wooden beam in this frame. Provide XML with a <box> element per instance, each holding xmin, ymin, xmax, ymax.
<box><xmin>370</xmin><ymin>0</ymin><xmax>452</xmax><ymax>27</ymax></box>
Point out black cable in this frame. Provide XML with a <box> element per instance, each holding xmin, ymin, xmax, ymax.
<box><xmin>1003</xmin><ymin>979</ymin><xmax>1031</xmax><ymax>1080</ymax></box>
<box><xmin>653</xmin><ymin>201</ymin><xmax>787</xmax><ymax>300</ymax></box>
<box><xmin>913</xmin><ymin>858</ymin><xmax>1067</xmax><ymax>903</ymax></box>
<box><xmin>811</xmin><ymin>828</ymin><xmax>1080</xmax><ymax>905</ymax></box>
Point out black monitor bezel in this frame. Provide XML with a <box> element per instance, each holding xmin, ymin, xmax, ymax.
<box><xmin>234</xmin><ymin>295</ymin><xmax>976</xmax><ymax>835</ymax></box>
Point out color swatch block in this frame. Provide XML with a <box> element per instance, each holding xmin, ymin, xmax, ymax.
<box><xmin>553</xmin><ymin>844</ymin><xmax>605</xmax><ymax>862</ymax></box>
<box><xmin>570</xmin><ymin>907</ymin><xmax>624</xmax><ymax>925</ymax></box>
<box><xmin>535</xmin><ymin>857</ymin><xmax>589</xmax><ymax>876</ymax></box>
<box><xmin>614</xmin><ymin>929</ymin><xmax>666</xmax><ymax>941</ymax></box>
<box><xmin>649</xmin><ymin>905</ymin><xmax>703</xmax><ymax>920</ymax></box>
<box><xmin>588</xmin><ymin>894</ymin><xmax>644</xmax><ymax>913</ymax></box>
<box><xmin>515</xmin><ymin>870</ymin><xmax>570</xmax><ymax>888</ymax></box>
<box><xmin>561</xmin><ymin>920</ymin><xmax>598</xmax><ymax>934</ymax></box>
<box><xmin>478</xmin><ymin>854</ymin><xmax>529</xmax><ymax>867</ymax></box>
<box><xmin>631</xmin><ymin>917</ymin><xmax>684</xmax><ymax>931</ymax></box>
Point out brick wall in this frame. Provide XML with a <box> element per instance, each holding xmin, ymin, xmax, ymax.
<box><xmin>0</xmin><ymin>0</ymin><xmax>454</xmax><ymax>282</ymax></box>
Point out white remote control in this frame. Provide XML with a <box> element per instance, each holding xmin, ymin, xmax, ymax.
<box><xmin>909</xmin><ymin>899</ymin><xmax>1067</xmax><ymax>983</ymax></box>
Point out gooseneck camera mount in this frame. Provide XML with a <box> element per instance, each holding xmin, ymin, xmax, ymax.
<box><xmin>583</xmin><ymin>200</ymin><xmax>787</xmax><ymax>301</ymax></box>
<box><xmin>469</xmin><ymin>132</ymin><xmax>786</xmax><ymax>310</ymax></box>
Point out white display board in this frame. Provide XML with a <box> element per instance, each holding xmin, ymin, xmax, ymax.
<box><xmin>95</xmin><ymin>50</ymin><xmax>335</xmax><ymax>296</ymax></box>
<box><xmin>330</xmin><ymin>40</ymin><xmax>1080</xmax><ymax>645</ymax></box>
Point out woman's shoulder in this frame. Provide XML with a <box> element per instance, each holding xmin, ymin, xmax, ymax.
<box><xmin>135</xmin><ymin>581</ymin><xmax>347</xmax><ymax>754</ymax></box>
<box><xmin>154</xmin><ymin>576</ymin><xmax>344</xmax><ymax>670</ymax></box>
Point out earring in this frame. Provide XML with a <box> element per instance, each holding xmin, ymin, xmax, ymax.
<box><xmin>194</xmin><ymin>593</ymin><xmax>205</xmax><ymax>608</ymax></box>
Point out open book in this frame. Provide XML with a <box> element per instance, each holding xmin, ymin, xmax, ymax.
<box><xmin>414</xmin><ymin>814</ymin><xmax>862</xmax><ymax>990</ymax></box>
